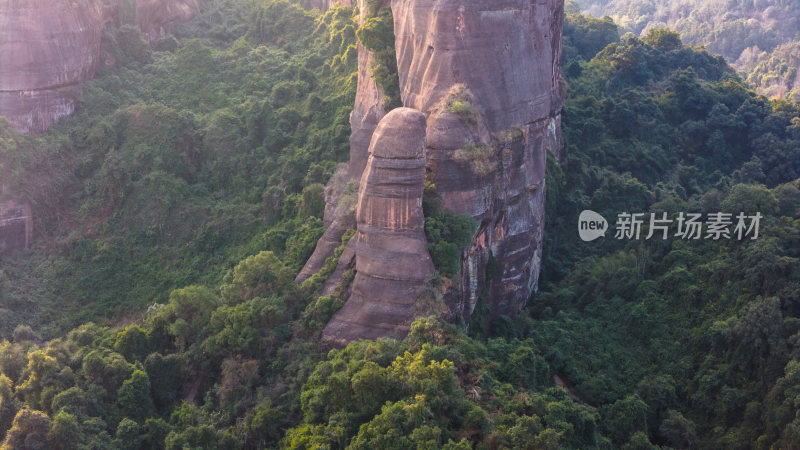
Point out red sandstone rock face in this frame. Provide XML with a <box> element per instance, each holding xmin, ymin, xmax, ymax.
<box><xmin>0</xmin><ymin>0</ymin><xmax>106</xmax><ymax>131</ymax></box>
<box><xmin>296</xmin><ymin>0</ymin><xmax>386</xmax><ymax>283</ymax></box>
<box><xmin>305</xmin><ymin>0</ymin><xmax>566</xmax><ymax>342</ymax></box>
<box><xmin>392</xmin><ymin>0</ymin><xmax>564</xmax><ymax>319</ymax></box>
<box><xmin>322</xmin><ymin>108</ymin><xmax>434</xmax><ymax>345</ymax></box>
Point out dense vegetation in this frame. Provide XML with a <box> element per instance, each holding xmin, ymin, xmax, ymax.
<box><xmin>0</xmin><ymin>0</ymin><xmax>356</xmax><ymax>336</ymax></box>
<box><xmin>0</xmin><ymin>0</ymin><xmax>799</xmax><ymax>448</ymax></box>
<box><xmin>571</xmin><ymin>0</ymin><xmax>800</xmax><ymax>102</ymax></box>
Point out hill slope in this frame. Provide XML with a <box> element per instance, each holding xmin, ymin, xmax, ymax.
<box><xmin>572</xmin><ymin>0</ymin><xmax>800</xmax><ymax>101</ymax></box>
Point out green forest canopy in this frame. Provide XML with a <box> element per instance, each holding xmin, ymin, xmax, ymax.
<box><xmin>571</xmin><ymin>0</ymin><xmax>800</xmax><ymax>102</ymax></box>
<box><xmin>0</xmin><ymin>0</ymin><xmax>799</xmax><ymax>448</ymax></box>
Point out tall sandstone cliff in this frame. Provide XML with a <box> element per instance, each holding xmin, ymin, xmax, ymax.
<box><xmin>295</xmin><ymin>0</ymin><xmax>389</xmax><ymax>282</ymax></box>
<box><xmin>314</xmin><ymin>0</ymin><xmax>565</xmax><ymax>344</ymax></box>
<box><xmin>323</xmin><ymin>108</ymin><xmax>435</xmax><ymax>345</ymax></box>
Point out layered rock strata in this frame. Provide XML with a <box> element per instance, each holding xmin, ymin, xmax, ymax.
<box><xmin>308</xmin><ymin>0</ymin><xmax>565</xmax><ymax>342</ymax></box>
<box><xmin>322</xmin><ymin>108</ymin><xmax>434</xmax><ymax>345</ymax></box>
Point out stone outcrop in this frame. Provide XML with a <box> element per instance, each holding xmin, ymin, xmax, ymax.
<box><xmin>322</xmin><ymin>108</ymin><xmax>434</xmax><ymax>345</ymax></box>
<box><xmin>0</xmin><ymin>0</ymin><xmax>198</xmax><ymax>132</ymax></box>
<box><xmin>296</xmin><ymin>0</ymin><xmax>387</xmax><ymax>283</ymax></box>
<box><xmin>393</xmin><ymin>0</ymin><xmax>564</xmax><ymax>319</ymax></box>
<box><xmin>307</xmin><ymin>0</ymin><xmax>566</xmax><ymax>343</ymax></box>
<box><xmin>0</xmin><ymin>0</ymin><xmax>107</xmax><ymax>132</ymax></box>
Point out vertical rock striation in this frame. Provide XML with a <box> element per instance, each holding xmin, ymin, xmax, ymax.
<box><xmin>306</xmin><ymin>0</ymin><xmax>565</xmax><ymax>343</ymax></box>
<box><xmin>322</xmin><ymin>108</ymin><xmax>434</xmax><ymax>345</ymax></box>
<box><xmin>391</xmin><ymin>0</ymin><xmax>565</xmax><ymax>319</ymax></box>
<box><xmin>296</xmin><ymin>0</ymin><xmax>387</xmax><ymax>283</ymax></box>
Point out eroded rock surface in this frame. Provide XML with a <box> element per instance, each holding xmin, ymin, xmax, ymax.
<box><xmin>392</xmin><ymin>0</ymin><xmax>564</xmax><ymax>319</ymax></box>
<box><xmin>322</xmin><ymin>108</ymin><xmax>434</xmax><ymax>346</ymax></box>
<box><xmin>0</xmin><ymin>0</ymin><xmax>106</xmax><ymax>131</ymax></box>
<box><xmin>296</xmin><ymin>0</ymin><xmax>387</xmax><ymax>283</ymax></box>
<box><xmin>303</xmin><ymin>0</ymin><xmax>566</xmax><ymax>343</ymax></box>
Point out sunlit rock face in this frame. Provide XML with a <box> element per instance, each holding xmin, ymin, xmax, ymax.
<box><xmin>0</xmin><ymin>0</ymin><xmax>106</xmax><ymax>132</ymax></box>
<box><xmin>322</xmin><ymin>108</ymin><xmax>434</xmax><ymax>346</ymax></box>
<box><xmin>392</xmin><ymin>0</ymin><xmax>565</xmax><ymax>320</ymax></box>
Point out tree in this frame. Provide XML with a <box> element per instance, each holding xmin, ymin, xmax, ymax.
<box><xmin>643</xmin><ymin>28</ymin><xmax>682</xmax><ymax>53</ymax></box>
<box><xmin>1</xmin><ymin>408</ymin><xmax>50</xmax><ymax>450</ymax></box>
<box><xmin>0</xmin><ymin>374</ymin><xmax>19</xmax><ymax>437</ymax></box>
<box><xmin>47</xmin><ymin>411</ymin><xmax>83</xmax><ymax>450</ymax></box>
<box><xmin>117</xmin><ymin>370</ymin><xmax>156</xmax><ymax>422</ymax></box>
<box><xmin>114</xmin><ymin>325</ymin><xmax>152</xmax><ymax>362</ymax></box>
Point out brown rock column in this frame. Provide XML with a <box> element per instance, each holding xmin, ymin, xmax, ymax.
<box><xmin>391</xmin><ymin>0</ymin><xmax>565</xmax><ymax>318</ymax></box>
<box><xmin>322</xmin><ymin>107</ymin><xmax>434</xmax><ymax>345</ymax></box>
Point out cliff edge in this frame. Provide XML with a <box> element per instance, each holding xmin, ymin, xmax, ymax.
<box><xmin>310</xmin><ymin>0</ymin><xmax>565</xmax><ymax>344</ymax></box>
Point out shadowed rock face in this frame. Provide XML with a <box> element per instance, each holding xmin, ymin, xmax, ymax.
<box><xmin>0</xmin><ymin>0</ymin><xmax>106</xmax><ymax>131</ymax></box>
<box><xmin>295</xmin><ymin>0</ymin><xmax>386</xmax><ymax>283</ymax></box>
<box><xmin>322</xmin><ymin>108</ymin><xmax>434</xmax><ymax>346</ymax></box>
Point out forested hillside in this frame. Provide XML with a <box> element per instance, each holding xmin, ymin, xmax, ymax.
<box><xmin>572</xmin><ymin>0</ymin><xmax>800</xmax><ymax>102</ymax></box>
<box><xmin>0</xmin><ymin>1</ymin><xmax>799</xmax><ymax>448</ymax></box>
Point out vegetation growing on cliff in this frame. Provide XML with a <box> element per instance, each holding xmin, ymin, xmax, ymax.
<box><xmin>422</xmin><ymin>183</ymin><xmax>477</xmax><ymax>279</ymax></box>
<box><xmin>1</xmin><ymin>1</ymin><xmax>800</xmax><ymax>449</ymax></box>
<box><xmin>355</xmin><ymin>1</ymin><xmax>401</xmax><ymax>110</ymax></box>
<box><xmin>0</xmin><ymin>0</ymin><xmax>357</xmax><ymax>336</ymax></box>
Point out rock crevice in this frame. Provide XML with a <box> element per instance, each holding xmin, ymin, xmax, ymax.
<box><xmin>311</xmin><ymin>0</ymin><xmax>565</xmax><ymax>344</ymax></box>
